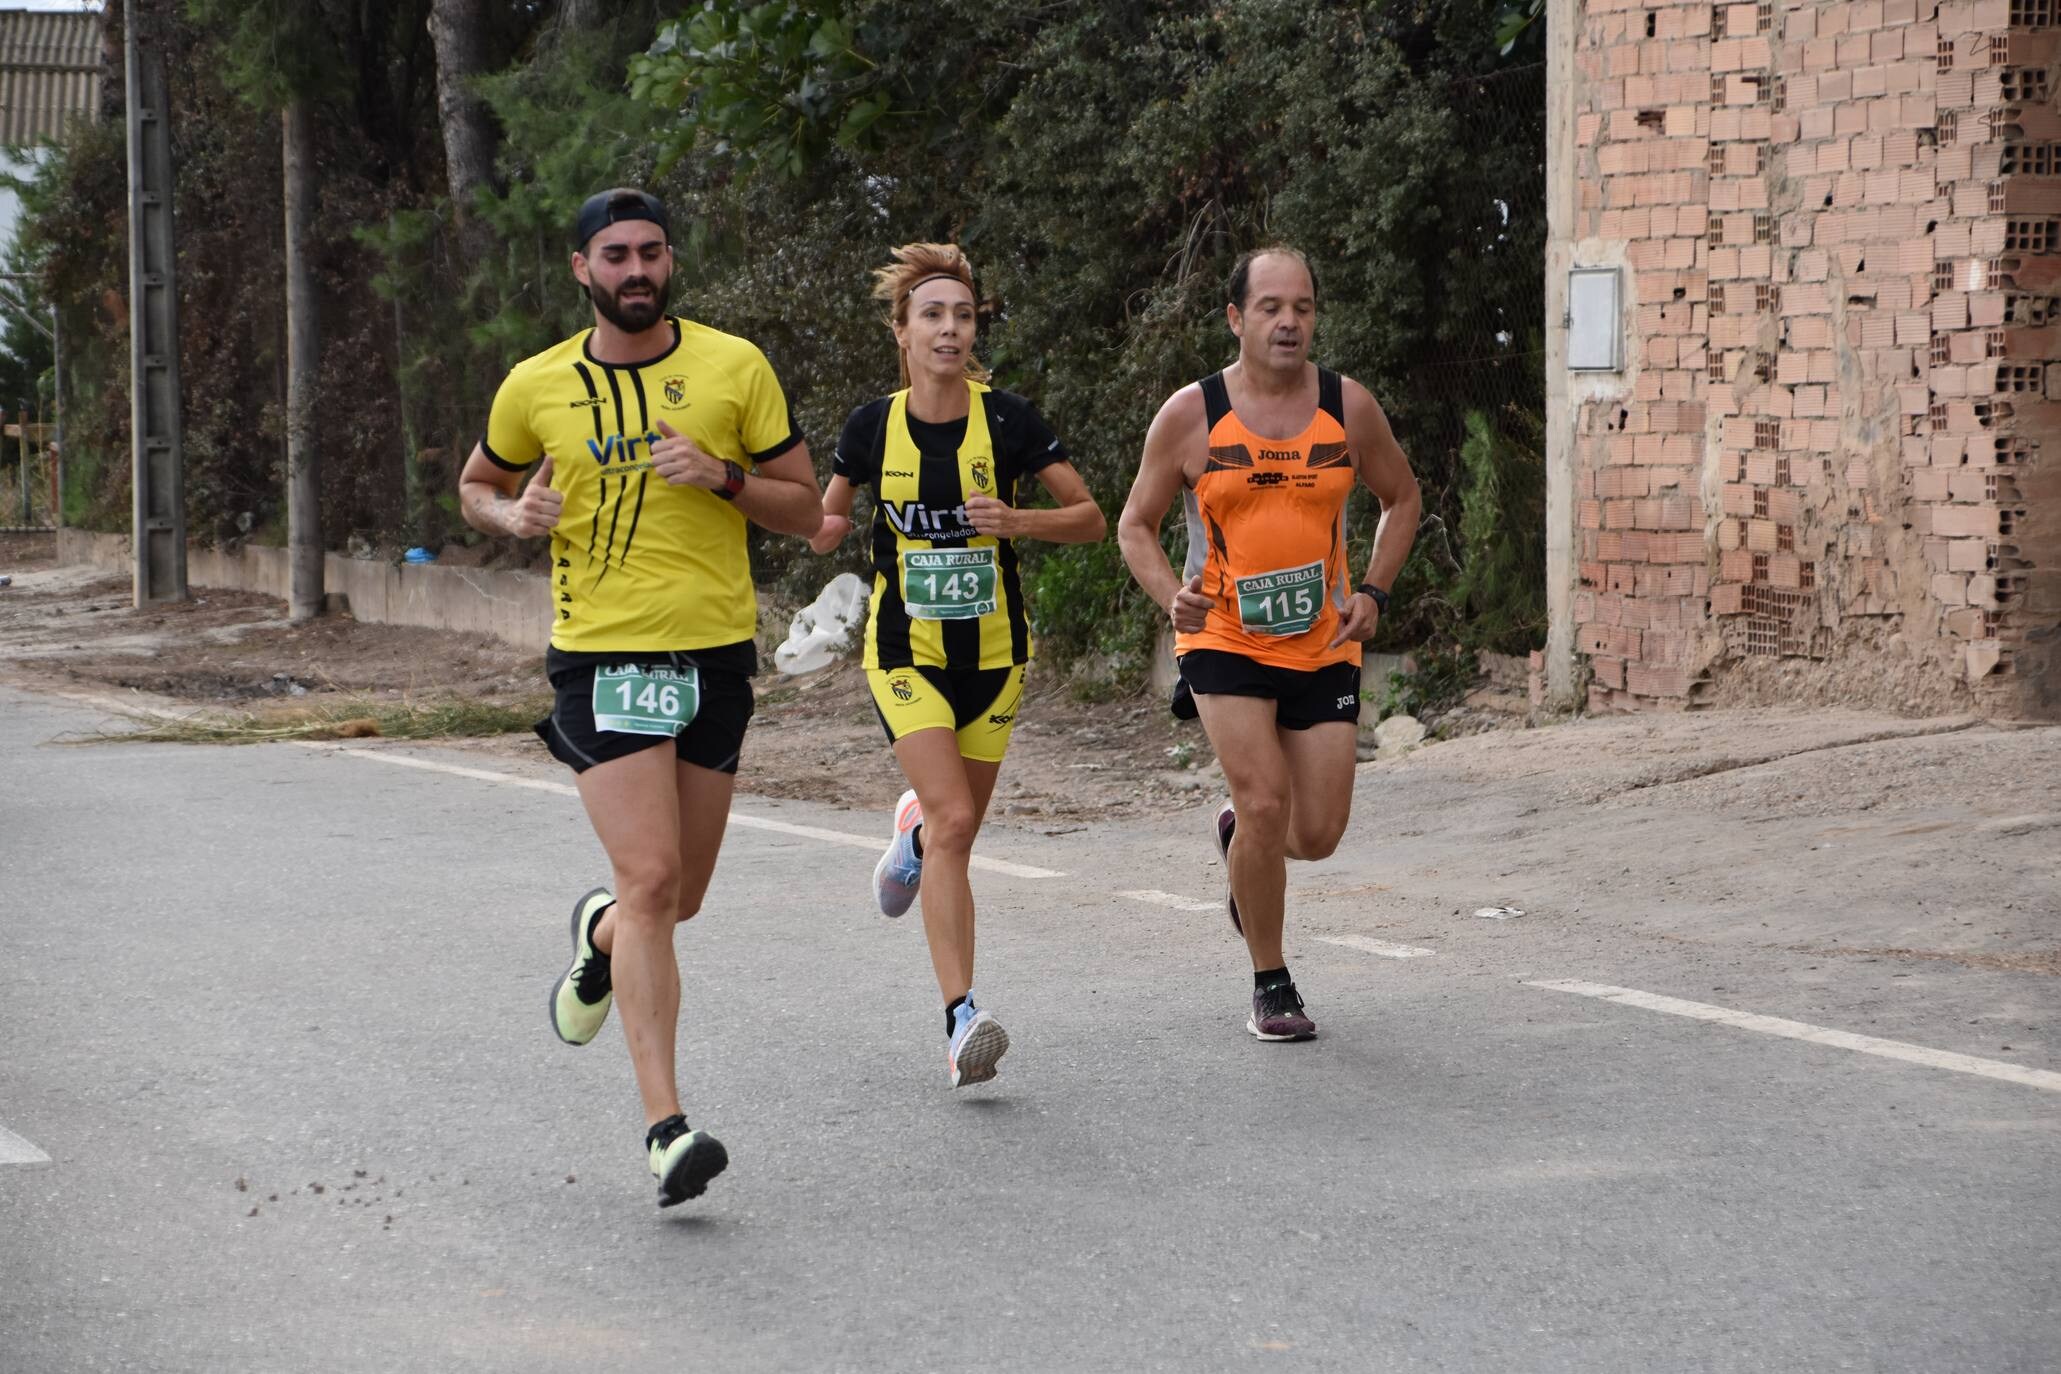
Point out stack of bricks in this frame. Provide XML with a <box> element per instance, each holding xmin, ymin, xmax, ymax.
<box><xmin>1567</xmin><ymin>0</ymin><xmax>2057</xmax><ymax>715</ymax></box>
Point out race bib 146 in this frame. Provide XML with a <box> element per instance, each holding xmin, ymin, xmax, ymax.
<box><xmin>592</xmin><ymin>664</ymin><xmax>700</xmax><ymax>736</ymax></box>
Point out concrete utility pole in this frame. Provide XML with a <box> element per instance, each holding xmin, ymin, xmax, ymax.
<box><xmin>50</xmin><ymin>305</ymin><xmax>61</xmax><ymax>526</ymax></box>
<box><xmin>124</xmin><ymin>0</ymin><xmax>187</xmax><ymax>605</ymax></box>
<box><xmin>1541</xmin><ymin>0</ymin><xmax>1577</xmax><ymax>711</ymax></box>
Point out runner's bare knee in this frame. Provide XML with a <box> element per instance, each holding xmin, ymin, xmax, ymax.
<box><xmin>919</xmin><ymin>797</ymin><xmax>979</xmax><ymax>855</ymax></box>
<box><xmin>672</xmin><ymin>866</ymin><xmax>713</xmax><ymax>923</ymax></box>
<box><xmin>613</xmin><ymin>862</ymin><xmax>683</xmax><ymax>928</ymax></box>
<box><xmin>1233</xmin><ymin>789</ymin><xmax>1291</xmax><ymax>847</ymax></box>
<box><xmin>1290</xmin><ymin>810</ymin><xmax>1348</xmax><ymax>860</ymax></box>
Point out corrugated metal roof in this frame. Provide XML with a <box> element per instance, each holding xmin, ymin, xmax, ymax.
<box><xmin>0</xmin><ymin>10</ymin><xmax>103</xmax><ymax>145</ymax></box>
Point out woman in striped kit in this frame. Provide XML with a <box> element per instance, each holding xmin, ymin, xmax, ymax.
<box><xmin>809</xmin><ymin>242</ymin><xmax>1105</xmax><ymax>1087</ymax></box>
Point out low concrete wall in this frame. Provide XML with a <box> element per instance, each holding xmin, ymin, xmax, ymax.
<box><xmin>56</xmin><ymin>530</ymin><xmax>551</xmax><ymax>652</ymax></box>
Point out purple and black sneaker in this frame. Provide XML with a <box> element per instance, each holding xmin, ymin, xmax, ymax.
<box><xmin>1214</xmin><ymin>802</ymin><xmax>1241</xmax><ymax>936</ymax></box>
<box><xmin>1248</xmin><ymin>981</ymin><xmax>1317</xmax><ymax>1041</ymax></box>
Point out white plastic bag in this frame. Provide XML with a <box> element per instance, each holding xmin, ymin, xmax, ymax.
<box><xmin>774</xmin><ymin>573</ymin><xmax>870</xmax><ymax>675</ymax></box>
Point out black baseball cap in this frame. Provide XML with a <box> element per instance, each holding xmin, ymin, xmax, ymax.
<box><xmin>574</xmin><ymin>188</ymin><xmax>670</xmax><ymax>251</ymax></box>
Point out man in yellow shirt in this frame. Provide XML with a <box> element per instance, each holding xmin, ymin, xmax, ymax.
<box><xmin>457</xmin><ymin>188</ymin><xmax>822</xmax><ymax>1207</ymax></box>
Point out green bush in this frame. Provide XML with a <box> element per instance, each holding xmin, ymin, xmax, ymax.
<box><xmin>1450</xmin><ymin>406</ymin><xmax>1547</xmax><ymax>655</ymax></box>
<box><xmin>1018</xmin><ymin>536</ymin><xmax>1164</xmax><ymax>691</ymax></box>
<box><xmin>1378</xmin><ymin>640</ymin><xmax>1479</xmax><ymax>720</ymax></box>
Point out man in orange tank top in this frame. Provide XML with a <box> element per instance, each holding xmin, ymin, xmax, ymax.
<box><xmin>1117</xmin><ymin>247</ymin><xmax>1421</xmax><ymax>1042</ymax></box>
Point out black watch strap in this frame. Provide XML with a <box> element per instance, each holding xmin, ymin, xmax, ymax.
<box><xmin>716</xmin><ymin>461</ymin><xmax>746</xmax><ymax>501</ymax></box>
<box><xmin>1356</xmin><ymin>582</ymin><xmax>1391</xmax><ymax>613</ymax></box>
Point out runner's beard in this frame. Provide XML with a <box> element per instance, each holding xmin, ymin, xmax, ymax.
<box><xmin>589</xmin><ymin>272</ymin><xmax>671</xmax><ymax>333</ymax></box>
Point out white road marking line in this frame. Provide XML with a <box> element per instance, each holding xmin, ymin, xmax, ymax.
<box><xmin>1529</xmin><ymin>979</ymin><xmax>2061</xmax><ymax>1094</ymax></box>
<box><xmin>299</xmin><ymin>744</ymin><xmax>1064</xmax><ymax>879</ymax></box>
<box><xmin>0</xmin><ymin>1124</ymin><xmax>50</xmax><ymax>1165</ymax></box>
<box><xmin>957</xmin><ymin>852</ymin><xmax>1067</xmax><ymax>880</ymax></box>
<box><xmin>1119</xmin><ymin>889</ymin><xmax>1222</xmax><ymax>912</ymax></box>
<box><xmin>1318</xmin><ymin>934</ymin><xmax>1438</xmax><ymax>959</ymax></box>
<box><xmin>305</xmin><ymin>746</ymin><xmax>573</xmax><ymax>793</ymax></box>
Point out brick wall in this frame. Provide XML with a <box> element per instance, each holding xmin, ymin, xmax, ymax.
<box><xmin>1561</xmin><ymin>0</ymin><xmax>2059</xmax><ymax>718</ymax></box>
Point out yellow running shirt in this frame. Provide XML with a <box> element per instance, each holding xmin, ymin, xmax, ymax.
<box><xmin>482</xmin><ymin>317</ymin><xmax>800</xmax><ymax>653</ymax></box>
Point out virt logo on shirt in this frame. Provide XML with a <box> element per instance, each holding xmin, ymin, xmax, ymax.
<box><xmin>585</xmin><ymin>431</ymin><xmax>663</xmax><ymax>466</ymax></box>
<box><xmin>883</xmin><ymin>501</ymin><xmax>974</xmax><ymax>538</ymax></box>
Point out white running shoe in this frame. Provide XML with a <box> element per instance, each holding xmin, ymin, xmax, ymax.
<box><xmin>873</xmin><ymin>788</ymin><xmax>924</xmax><ymax>917</ymax></box>
<box><xmin>947</xmin><ymin>1000</ymin><xmax>1010</xmax><ymax>1088</ymax></box>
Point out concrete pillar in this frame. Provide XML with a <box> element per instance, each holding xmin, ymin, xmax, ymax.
<box><xmin>1543</xmin><ymin>0</ymin><xmax>1581</xmax><ymax>710</ymax></box>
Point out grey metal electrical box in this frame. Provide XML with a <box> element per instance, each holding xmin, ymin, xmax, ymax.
<box><xmin>1567</xmin><ymin>267</ymin><xmax>1622</xmax><ymax>372</ymax></box>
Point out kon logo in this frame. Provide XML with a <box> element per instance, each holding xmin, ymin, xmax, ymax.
<box><xmin>883</xmin><ymin>501</ymin><xmax>973</xmax><ymax>537</ymax></box>
<box><xmin>585</xmin><ymin>431</ymin><xmax>662</xmax><ymax>466</ymax></box>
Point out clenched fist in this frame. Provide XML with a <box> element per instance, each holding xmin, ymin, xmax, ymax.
<box><xmin>965</xmin><ymin>495</ymin><xmax>1018</xmax><ymax>538</ymax></box>
<box><xmin>650</xmin><ymin>419</ymin><xmax>727</xmax><ymax>489</ymax></box>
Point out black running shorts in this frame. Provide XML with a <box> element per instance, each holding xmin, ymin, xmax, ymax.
<box><xmin>1175</xmin><ymin>648</ymin><xmax>1362</xmax><ymax>731</ymax></box>
<box><xmin>535</xmin><ymin>644</ymin><xmax>756</xmax><ymax>775</ymax></box>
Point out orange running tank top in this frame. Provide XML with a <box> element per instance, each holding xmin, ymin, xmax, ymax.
<box><xmin>1178</xmin><ymin>366</ymin><xmax>1360</xmax><ymax>670</ymax></box>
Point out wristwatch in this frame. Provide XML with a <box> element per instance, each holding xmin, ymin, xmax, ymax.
<box><xmin>1355</xmin><ymin>582</ymin><xmax>1391</xmax><ymax>614</ymax></box>
<box><xmin>715</xmin><ymin>461</ymin><xmax>747</xmax><ymax>501</ymax></box>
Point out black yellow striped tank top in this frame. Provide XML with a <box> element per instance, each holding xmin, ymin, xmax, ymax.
<box><xmin>862</xmin><ymin>382</ymin><xmax>1033</xmax><ymax>670</ymax></box>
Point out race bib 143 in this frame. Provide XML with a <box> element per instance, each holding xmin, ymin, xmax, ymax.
<box><xmin>901</xmin><ymin>547</ymin><xmax>999</xmax><ymax>621</ymax></box>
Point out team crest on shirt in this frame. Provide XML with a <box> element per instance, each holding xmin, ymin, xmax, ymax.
<box><xmin>889</xmin><ymin>675</ymin><xmax>915</xmax><ymax>703</ymax></box>
<box><xmin>663</xmin><ymin>375</ymin><xmax>688</xmax><ymax>407</ymax></box>
<box><xmin>969</xmin><ymin>457</ymin><xmax>992</xmax><ymax>491</ymax></box>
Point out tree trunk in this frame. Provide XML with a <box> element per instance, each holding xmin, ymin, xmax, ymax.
<box><xmin>427</xmin><ymin>0</ymin><xmax>498</xmax><ymax>260</ymax></box>
<box><xmin>283</xmin><ymin>98</ymin><xmax>323</xmax><ymax>622</ymax></box>
<box><xmin>554</xmin><ymin>0</ymin><xmax>605</xmax><ymax>36</ymax></box>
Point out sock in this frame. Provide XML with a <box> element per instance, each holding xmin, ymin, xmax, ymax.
<box><xmin>645</xmin><ymin>1113</ymin><xmax>687</xmax><ymax>1150</ymax></box>
<box><xmin>1254</xmin><ymin>966</ymin><xmax>1293</xmax><ymax>992</ymax></box>
<box><xmin>588</xmin><ymin>901</ymin><xmax>614</xmax><ymax>959</ymax></box>
<box><xmin>911</xmin><ymin>824</ymin><xmax>924</xmax><ymax>859</ymax></box>
<box><xmin>944</xmin><ymin>993</ymin><xmax>969</xmax><ymax>1039</ymax></box>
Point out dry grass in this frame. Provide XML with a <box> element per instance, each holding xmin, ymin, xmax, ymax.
<box><xmin>61</xmin><ymin>694</ymin><xmax>550</xmax><ymax>746</ymax></box>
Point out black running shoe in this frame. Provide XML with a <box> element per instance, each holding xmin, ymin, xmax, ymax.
<box><xmin>1214</xmin><ymin>803</ymin><xmax>1242</xmax><ymax>936</ymax></box>
<box><xmin>1248</xmin><ymin>981</ymin><xmax>1317</xmax><ymax>1041</ymax></box>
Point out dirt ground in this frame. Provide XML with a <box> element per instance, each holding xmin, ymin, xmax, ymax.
<box><xmin>6</xmin><ymin>530</ymin><xmax>2057</xmax><ymax>984</ymax></box>
<box><xmin>0</xmin><ymin>531</ymin><xmax>1219</xmax><ymax>821</ymax></box>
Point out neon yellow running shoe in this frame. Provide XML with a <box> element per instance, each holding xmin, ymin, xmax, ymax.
<box><xmin>646</xmin><ymin>1114</ymin><xmax>728</xmax><ymax>1207</ymax></box>
<box><xmin>550</xmin><ymin>887</ymin><xmax>614</xmax><ymax>1046</ymax></box>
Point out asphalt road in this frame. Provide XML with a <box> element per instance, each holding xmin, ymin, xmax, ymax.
<box><xmin>2</xmin><ymin>687</ymin><xmax>2056</xmax><ymax>1372</ymax></box>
